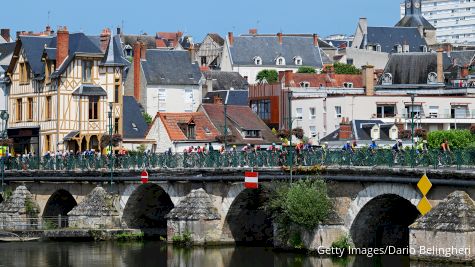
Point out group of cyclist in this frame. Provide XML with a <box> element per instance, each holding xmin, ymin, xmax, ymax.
<box><xmin>341</xmin><ymin>138</ymin><xmax>451</xmax><ymax>155</ymax></box>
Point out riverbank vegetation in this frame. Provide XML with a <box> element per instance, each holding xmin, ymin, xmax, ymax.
<box><xmin>114</xmin><ymin>232</ymin><xmax>144</xmax><ymax>241</ymax></box>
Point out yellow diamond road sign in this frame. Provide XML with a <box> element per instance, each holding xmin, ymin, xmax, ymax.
<box><xmin>417</xmin><ymin>196</ymin><xmax>432</xmax><ymax>216</ymax></box>
<box><xmin>417</xmin><ymin>174</ymin><xmax>432</xmax><ymax>196</ymax></box>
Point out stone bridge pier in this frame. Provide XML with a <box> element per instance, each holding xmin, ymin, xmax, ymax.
<box><xmin>1</xmin><ymin>170</ymin><xmax>474</xmax><ymax>247</ymax></box>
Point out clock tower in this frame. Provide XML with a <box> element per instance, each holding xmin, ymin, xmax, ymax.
<box><xmin>397</xmin><ymin>0</ymin><xmax>437</xmax><ymax>45</ymax></box>
<box><xmin>404</xmin><ymin>0</ymin><xmax>422</xmax><ymax>15</ymax></box>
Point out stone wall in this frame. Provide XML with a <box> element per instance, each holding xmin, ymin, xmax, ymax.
<box><xmin>167</xmin><ymin>220</ymin><xmax>222</xmax><ymax>245</ymax></box>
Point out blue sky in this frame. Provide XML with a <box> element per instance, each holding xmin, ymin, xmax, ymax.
<box><xmin>4</xmin><ymin>0</ymin><xmax>403</xmax><ymax>40</ymax></box>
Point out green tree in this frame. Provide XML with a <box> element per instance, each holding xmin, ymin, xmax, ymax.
<box><xmin>142</xmin><ymin>112</ymin><xmax>153</xmax><ymax>125</ymax></box>
<box><xmin>427</xmin><ymin>129</ymin><xmax>475</xmax><ymax>149</ymax></box>
<box><xmin>256</xmin><ymin>69</ymin><xmax>279</xmax><ymax>83</ymax></box>
<box><xmin>297</xmin><ymin>66</ymin><xmax>316</xmax><ymax>73</ymax></box>
<box><xmin>328</xmin><ymin>62</ymin><xmax>361</xmax><ymax>75</ymax></box>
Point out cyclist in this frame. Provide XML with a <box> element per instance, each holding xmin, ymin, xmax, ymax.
<box><xmin>440</xmin><ymin>139</ymin><xmax>451</xmax><ymax>153</ymax></box>
<box><xmin>342</xmin><ymin>141</ymin><xmax>352</xmax><ymax>152</ymax></box>
<box><xmin>369</xmin><ymin>140</ymin><xmax>378</xmax><ymax>151</ymax></box>
<box><xmin>392</xmin><ymin>139</ymin><xmax>404</xmax><ymax>163</ymax></box>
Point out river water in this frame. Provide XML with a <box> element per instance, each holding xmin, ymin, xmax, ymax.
<box><xmin>0</xmin><ymin>241</ymin><xmax>465</xmax><ymax>267</ymax></box>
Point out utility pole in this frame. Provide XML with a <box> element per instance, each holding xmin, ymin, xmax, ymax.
<box><xmin>108</xmin><ymin>103</ymin><xmax>113</xmax><ymax>192</ymax></box>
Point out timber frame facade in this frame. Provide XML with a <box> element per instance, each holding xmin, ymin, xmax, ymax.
<box><xmin>6</xmin><ymin>28</ymin><xmax>128</xmax><ymax>155</ymax></box>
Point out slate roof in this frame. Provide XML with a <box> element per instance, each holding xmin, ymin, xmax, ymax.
<box><xmin>200</xmin><ymin>104</ymin><xmax>280</xmax><ymax>145</ymax></box>
<box><xmin>0</xmin><ymin>42</ymin><xmax>15</xmax><ymax>71</ymax></box>
<box><xmin>364</xmin><ymin>27</ymin><xmax>427</xmax><ymax>54</ymax></box>
<box><xmin>380</xmin><ymin>52</ymin><xmax>451</xmax><ymax>85</ymax></box>
<box><xmin>142</xmin><ymin>49</ymin><xmax>202</xmax><ymax>85</ymax></box>
<box><xmin>203</xmin><ymin>71</ymin><xmax>249</xmax><ymax>91</ymax></box>
<box><xmin>72</xmin><ymin>85</ymin><xmax>107</xmax><ymax>96</ymax></box>
<box><xmin>158</xmin><ymin>112</ymin><xmax>220</xmax><ymax>141</ymax></box>
<box><xmin>63</xmin><ymin>130</ymin><xmax>79</xmax><ymax>141</ymax></box>
<box><xmin>203</xmin><ymin>90</ymin><xmax>249</xmax><ymax>106</ymax></box>
<box><xmin>122</xmin><ymin>96</ymin><xmax>149</xmax><ymax>139</ymax></box>
<box><xmin>450</xmin><ymin>50</ymin><xmax>475</xmax><ymax>66</ymax></box>
<box><xmin>395</xmin><ymin>15</ymin><xmax>436</xmax><ymax>31</ymax></box>
<box><xmin>18</xmin><ymin>36</ymin><xmax>53</xmax><ymax>76</ymax></box>
<box><xmin>229</xmin><ymin>35</ymin><xmax>328</xmax><ymax>67</ymax></box>
<box><xmin>100</xmin><ymin>35</ymin><xmax>129</xmax><ymax>66</ymax></box>
<box><xmin>321</xmin><ymin>120</ymin><xmax>398</xmax><ymax>142</ymax></box>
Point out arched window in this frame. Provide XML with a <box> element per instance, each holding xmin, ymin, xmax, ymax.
<box><xmin>420</xmin><ymin>45</ymin><xmax>428</xmax><ymax>52</ymax></box>
<box><xmin>294</xmin><ymin>56</ymin><xmax>302</xmax><ymax>66</ymax></box>
<box><xmin>253</xmin><ymin>56</ymin><xmax>262</xmax><ymax>65</ymax></box>
<box><xmin>300</xmin><ymin>81</ymin><xmax>310</xmax><ymax>88</ymax></box>
<box><xmin>276</xmin><ymin>56</ymin><xmax>285</xmax><ymax>66</ymax></box>
<box><xmin>395</xmin><ymin>44</ymin><xmax>402</xmax><ymax>53</ymax></box>
<box><xmin>343</xmin><ymin>82</ymin><xmax>354</xmax><ymax>88</ymax></box>
<box><xmin>376</xmin><ymin>44</ymin><xmax>382</xmax><ymax>52</ymax></box>
<box><xmin>382</xmin><ymin>73</ymin><xmax>393</xmax><ymax>85</ymax></box>
<box><xmin>427</xmin><ymin>72</ymin><xmax>438</xmax><ymax>84</ymax></box>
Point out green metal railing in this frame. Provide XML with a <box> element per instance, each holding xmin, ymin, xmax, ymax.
<box><xmin>2</xmin><ymin>149</ymin><xmax>474</xmax><ymax>171</ymax></box>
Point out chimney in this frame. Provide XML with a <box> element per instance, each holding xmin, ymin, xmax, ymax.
<box><xmin>100</xmin><ymin>28</ymin><xmax>111</xmax><ymax>53</ymax></box>
<box><xmin>313</xmin><ymin>34</ymin><xmax>319</xmax><ymax>47</ymax></box>
<box><xmin>44</xmin><ymin>26</ymin><xmax>52</xmax><ymax>36</ymax></box>
<box><xmin>284</xmin><ymin>70</ymin><xmax>293</xmax><ymax>87</ymax></box>
<box><xmin>140</xmin><ymin>42</ymin><xmax>146</xmax><ymax>60</ymax></box>
<box><xmin>189</xmin><ymin>46</ymin><xmax>196</xmax><ymax>64</ymax></box>
<box><xmin>228</xmin><ymin>32</ymin><xmax>234</xmax><ymax>47</ymax></box>
<box><xmin>359</xmin><ymin>18</ymin><xmax>368</xmax><ymax>36</ymax></box>
<box><xmin>133</xmin><ymin>42</ymin><xmax>142</xmax><ymax>101</ymax></box>
<box><xmin>339</xmin><ymin>118</ymin><xmax>352</xmax><ymax>140</ymax></box>
<box><xmin>249</xmin><ymin>28</ymin><xmax>257</xmax><ymax>35</ymax></box>
<box><xmin>1</xmin><ymin>29</ymin><xmax>10</xmax><ymax>42</ymax></box>
<box><xmin>56</xmin><ymin>26</ymin><xmax>69</xmax><ymax>70</ymax></box>
<box><xmin>436</xmin><ymin>48</ymin><xmax>444</xmax><ymax>83</ymax></box>
<box><xmin>277</xmin><ymin>32</ymin><xmax>283</xmax><ymax>45</ymax></box>
<box><xmin>362</xmin><ymin>65</ymin><xmax>375</xmax><ymax>96</ymax></box>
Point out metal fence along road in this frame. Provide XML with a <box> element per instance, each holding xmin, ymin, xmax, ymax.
<box><xmin>1</xmin><ymin>149</ymin><xmax>474</xmax><ymax>171</ymax></box>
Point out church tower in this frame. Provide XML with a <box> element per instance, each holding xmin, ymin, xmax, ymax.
<box><xmin>396</xmin><ymin>0</ymin><xmax>437</xmax><ymax>45</ymax></box>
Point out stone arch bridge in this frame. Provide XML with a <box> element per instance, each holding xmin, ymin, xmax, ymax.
<box><xmin>1</xmin><ymin>166</ymin><xmax>474</xmax><ymax>246</ymax></box>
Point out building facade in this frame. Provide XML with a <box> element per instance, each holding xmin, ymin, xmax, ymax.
<box><xmin>7</xmin><ymin>27</ymin><xmax>129</xmax><ymax>155</ymax></box>
<box><xmin>401</xmin><ymin>0</ymin><xmax>475</xmax><ymax>44</ymax></box>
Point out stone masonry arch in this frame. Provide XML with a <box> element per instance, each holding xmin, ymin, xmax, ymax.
<box><xmin>345</xmin><ymin>183</ymin><xmax>421</xmax><ymax>230</ymax></box>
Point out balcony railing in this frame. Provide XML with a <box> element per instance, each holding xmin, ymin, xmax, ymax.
<box><xmin>2</xmin><ymin>149</ymin><xmax>475</xmax><ymax>171</ymax></box>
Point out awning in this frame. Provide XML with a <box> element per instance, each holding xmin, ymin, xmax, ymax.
<box><xmin>376</xmin><ymin>102</ymin><xmax>397</xmax><ymax>105</ymax></box>
<box><xmin>404</xmin><ymin>102</ymin><xmax>424</xmax><ymax>105</ymax></box>
<box><xmin>63</xmin><ymin>130</ymin><xmax>79</xmax><ymax>141</ymax></box>
<box><xmin>72</xmin><ymin>85</ymin><xmax>107</xmax><ymax>96</ymax></box>
<box><xmin>450</xmin><ymin>103</ymin><xmax>469</xmax><ymax>106</ymax></box>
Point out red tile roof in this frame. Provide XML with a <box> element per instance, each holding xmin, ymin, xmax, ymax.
<box><xmin>291</xmin><ymin>73</ymin><xmax>363</xmax><ymax>88</ymax></box>
<box><xmin>200</xmin><ymin>104</ymin><xmax>280</xmax><ymax>145</ymax></box>
<box><xmin>158</xmin><ymin>112</ymin><xmax>220</xmax><ymax>141</ymax></box>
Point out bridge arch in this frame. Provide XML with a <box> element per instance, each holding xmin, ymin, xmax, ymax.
<box><xmin>122</xmin><ymin>183</ymin><xmax>174</xmax><ymax>231</ymax></box>
<box><xmin>0</xmin><ymin>193</ymin><xmax>3</xmax><ymax>204</ymax></box>
<box><xmin>43</xmin><ymin>189</ymin><xmax>78</xmax><ymax>228</ymax></box>
<box><xmin>222</xmin><ymin>185</ymin><xmax>273</xmax><ymax>244</ymax></box>
<box><xmin>346</xmin><ymin>184</ymin><xmax>421</xmax><ymax>248</ymax></box>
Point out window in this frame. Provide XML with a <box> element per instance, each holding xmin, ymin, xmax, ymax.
<box><xmin>335</xmin><ymin>106</ymin><xmax>342</xmax><ymax>118</ymax></box>
<box><xmin>184</xmin><ymin>89</ymin><xmax>193</xmax><ymax>112</ymax></box>
<box><xmin>309</xmin><ymin>126</ymin><xmax>317</xmax><ymax>138</ymax></box>
<box><xmin>429</xmin><ymin>106</ymin><xmax>439</xmax><ymax>118</ymax></box>
<box><xmin>46</xmin><ymin>96</ymin><xmax>52</xmax><ymax>120</ymax></box>
<box><xmin>27</xmin><ymin>98</ymin><xmax>33</xmax><ymax>121</ymax></box>
<box><xmin>296</xmin><ymin>108</ymin><xmax>303</xmax><ymax>120</ymax></box>
<box><xmin>158</xmin><ymin>89</ymin><xmax>166</xmax><ymax>111</ymax></box>
<box><xmin>88</xmin><ymin>96</ymin><xmax>99</xmax><ymax>120</ymax></box>
<box><xmin>300</xmin><ymin>81</ymin><xmax>310</xmax><ymax>88</ymax></box>
<box><xmin>376</xmin><ymin>105</ymin><xmax>396</xmax><ymax>118</ymax></box>
<box><xmin>187</xmin><ymin>124</ymin><xmax>195</xmax><ymax>139</ymax></box>
<box><xmin>403</xmin><ymin>44</ymin><xmax>410</xmax><ymax>53</ymax></box>
<box><xmin>421</xmin><ymin>45</ymin><xmax>428</xmax><ymax>52</ymax></box>
<box><xmin>16</xmin><ymin>98</ymin><xmax>22</xmax><ymax>121</ymax></box>
<box><xmin>396</xmin><ymin>44</ymin><xmax>403</xmax><ymax>53</ymax></box>
<box><xmin>245</xmin><ymin>130</ymin><xmax>260</xmax><ymax>138</ymax></box>
<box><xmin>276</xmin><ymin>56</ymin><xmax>285</xmax><ymax>66</ymax></box>
<box><xmin>254</xmin><ymin>56</ymin><xmax>262</xmax><ymax>65</ymax></box>
<box><xmin>45</xmin><ymin>135</ymin><xmax>51</xmax><ymax>152</ymax></box>
<box><xmin>451</xmin><ymin>105</ymin><xmax>468</xmax><ymax>119</ymax></box>
<box><xmin>114</xmin><ymin>79</ymin><xmax>120</xmax><ymax>103</ymax></box>
<box><xmin>294</xmin><ymin>56</ymin><xmax>302</xmax><ymax>65</ymax></box>
<box><xmin>343</xmin><ymin>82</ymin><xmax>353</xmax><ymax>88</ymax></box>
<box><xmin>45</xmin><ymin>62</ymin><xmax>53</xmax><ymax>84</ymax></box>
<box><xmin>309</xmin><ymin>107</ymin><xmax>316</xmax><ymax>119</ymax></box>
<box><xmin>19</xmin><ymin>62</ymin><xmax>30</xmax><ymax>84</ymax></box>
<box><xmin>201</xmin><ymin>56</ymin><xmax>207</xmax><ymax>66</ymax></box>
<box><xmin>82</xmin><ymin>60</ymin><xmax>93</xmax><ymax>83</ymax></box>
<box><xmin>114</xmin><ymin>118</ymin><xmax>119</xmax><ymax>134</ymax></box>
<box><xmin>405</xmin><ymin>105</ymin><xmax>423</xmax><ymax>118</ymax></box>
<box><xmin>250</xmin><ymin>100</ymin><xmax>270</xmax><ymax>121</ymax></box>
<box><xmin>376</xmin><ymin>44</ymin><xmax>381</xmax><ymax>52</ymax></box>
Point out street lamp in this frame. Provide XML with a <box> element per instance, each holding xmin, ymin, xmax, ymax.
<box><xmin>108</xmin><ymin>102</ymin><xmax>113</xmax><ymax>192</ymax></box>
<box><xmin>407</xmin><ymin>93</ymin><xmax>417</xmax><ymax>149</ymax></box>
<box><xmin>287</xmin><ymin>91</ymin><xmax>294</xmax><ymax>183</ymax></box>
<box><xmin>0</xmin><ymin>110</ymin><xmax>8</xmax><ymax>194</ymax></box>
<box><xmin>224</xmin><ymin>98</ymin><xmax>228</xmax><ymax>150</ymax></box>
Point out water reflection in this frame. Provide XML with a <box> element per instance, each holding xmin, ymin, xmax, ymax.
<box><xmin>0</xmin><ymin>242</ymin><xmax>465</xmax><ymax>267</ymax></box>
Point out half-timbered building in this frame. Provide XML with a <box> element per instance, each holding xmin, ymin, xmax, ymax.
<box><xmin>6</xmin><ymin>27</ymin><xmax>129</xmax><ymax>155</ymax></box>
